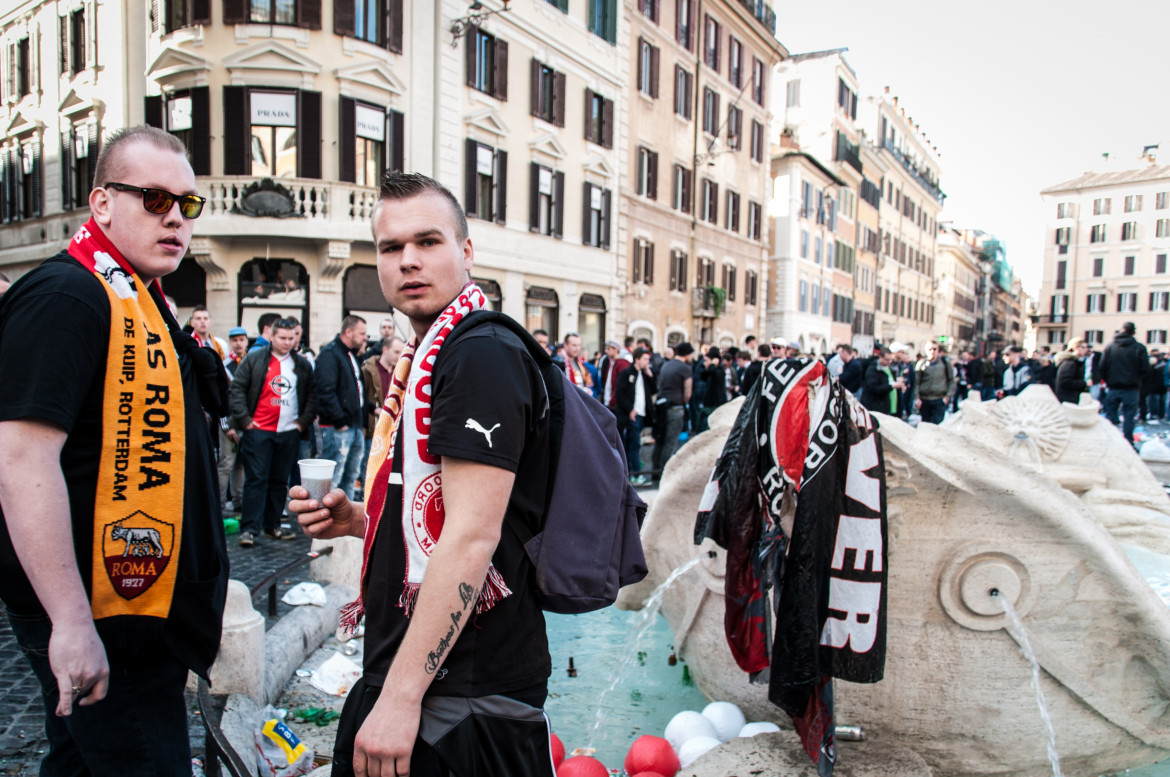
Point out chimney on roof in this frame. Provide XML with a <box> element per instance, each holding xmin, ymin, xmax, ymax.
<box><xmin>1142</xmin><ymin>144</ymin><xmax>1159</xmax><ymax>165</ymax></box>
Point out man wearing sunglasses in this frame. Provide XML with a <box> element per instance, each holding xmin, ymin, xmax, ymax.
<box><xmin>0</xmin><ymin>126</ymin><xmax>228</xmax><ymax>775</ymax></box>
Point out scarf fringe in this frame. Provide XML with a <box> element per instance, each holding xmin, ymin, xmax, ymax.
<box><xmin>339</xmin><ymin>599</ymin><xmax>364</xmax><ymax>633</ymax></box>
<box><xmin>394</xmin><ymin>566</ymin><xmax>513</xmax><ymax>619</ymax></box>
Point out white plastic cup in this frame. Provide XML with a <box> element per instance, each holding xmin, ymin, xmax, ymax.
<box><xmin>297</xmin><ymin>459</ymin><xmax>336</xmax><ymax>502</ymax></box>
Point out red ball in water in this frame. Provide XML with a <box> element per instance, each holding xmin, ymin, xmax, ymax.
<box><xmin>624</xmin><ymin>734</ymin><xmax>680</xmax><ymax>777</ymax></box>
<box><xmin>549</xmin><ymin>733</ymin><xmax>566</xmax><ymax>769</ymax></box>
<box><xmin>556</xmin><ymin>755</ymin><xmax>608</xmax><ymax>777</ymax></box>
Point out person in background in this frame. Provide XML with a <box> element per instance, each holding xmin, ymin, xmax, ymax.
<box><xmin>617</xmin><ymin>348</ymin><xmax>656</xmax><ymax>485</ymax></box>
<box><xmin>1054</xmin><ymin>338</ymin><xmax>1090</xmax><ymax>405</ymax></box>
<box><xmin>1099</xmin><ymin>322</ymin><xmax>1150</xmax><ymax>445</ymax></box>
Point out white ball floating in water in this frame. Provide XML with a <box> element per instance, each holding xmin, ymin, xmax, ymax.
<box><xmin>664</xmin><ymin>710</ymin><xmax>719</xmax><ymax>753</ymax></box>
<box><xmin>738</xmin><ymin>721</ymin><xmax>782</xmax><ymax>738</ymax></box>
<box><xmin>701</xmin><ymin>701</ymin><xmax>746</xmax><ymax>742</ymax></box>
<box><xmin>677</xmin><ymin>735</ymin><xmax>722</xmax><ymax>767</ymax></box>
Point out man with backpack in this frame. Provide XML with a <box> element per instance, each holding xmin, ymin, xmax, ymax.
<box><xmin>912</xmin><ymin>341</ymin><xmax>955</xmax><ymax>425</ymax></box>
<box><xmin>289</xmin><ymin>173</ymin><xmax>642</xmax><ymax>777</ymax></box>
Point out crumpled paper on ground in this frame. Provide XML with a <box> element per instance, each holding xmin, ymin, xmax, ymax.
<box><xmin>308</xmin><ymin>653</ymin><xmax>362</xmax><ymax>696</ymax></box>
<box><xmin>282</xmin><ymin>582</ymin><xmax>327</xmax><ymax>607</ymax></box>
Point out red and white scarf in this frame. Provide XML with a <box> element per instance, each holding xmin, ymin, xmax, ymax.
<box><xmin>340</xmin><ymin>283</ymin><xmax>510</xmax><ymax>630</ymax></box>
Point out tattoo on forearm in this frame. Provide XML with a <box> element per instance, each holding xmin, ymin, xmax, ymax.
<box><xmin>424</xmin><ymin>582</ymin><xmax>478</xmax><ymax>675</ymax></box>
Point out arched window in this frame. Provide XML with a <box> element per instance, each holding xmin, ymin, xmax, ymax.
<box><xmin>238</xmin><ymin>257</ymin><xmax>309</xmax><ymax>341</ymax></box>
<box><xmin>525</xmin><ymin>286</ymin><xmax>559</xmax><ymax>342</ymax></box>
<box><xmin>578</xmin><ymin>293</ymin><xmax>606</xmax><ymax>358</ymax></box>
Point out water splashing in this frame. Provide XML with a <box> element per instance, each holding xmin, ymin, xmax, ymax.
<box><xmin>582</xmin><ymin>556</ymin><xmax>702</xmax><ymax>752</ymax></box>
<box><xmin>993</xmin><ymin>590</ymin><xmax>1064</xmax><ymax>777</ymax></box>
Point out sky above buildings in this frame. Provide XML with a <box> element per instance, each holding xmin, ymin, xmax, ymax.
<box><xmin>776</xmin><ymin>0</ymin><xmax>1170</xmax><ymax>297</ymax></box>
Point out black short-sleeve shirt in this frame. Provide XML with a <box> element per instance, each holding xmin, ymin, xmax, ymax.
<box><xmin>0</xmin><ymin>253</ymin><xmax>228</xmax><ymax>676</ymax></box>
<box><xmin>362</xmin><ymin>321</ymin><xmax>552</xmax><ymax>696</ymax></box>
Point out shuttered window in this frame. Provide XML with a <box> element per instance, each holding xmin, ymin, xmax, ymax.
<box><xmin>336</xmin><ymin>0</ymin><xmax>403</xmax><ymax>53</ymax></box>
<box><xmin>466</xmin><ymin>25</ymin><xmax>508</xmax><ymax>100</ymax></box>
<box><xmin>528</xmin><ymin>163</ymin><xmax>564</xmax><ymax>238</ymax></box>
<box><xmin>582</xmin><ymin>182</ymin><xmax>611</xmax><ymax>248</ymax></box>
<box><xmin>530</xmin><ymin>59</ymin><xmax>565</xmax><ymax>127</ymax></box>
<box><xmin>220</xmin><ymin>87</ymin><xmax>320</xmax><ymax>178</ymax></box>
<box><xmin>464</xmin><ymin>138</ymin><xmax>507</xmax><ymax>224</ymax></box>
<box><xmin>583</xmin><ymin>90</ymin><xmax>614</xmax><ymax>148</ymax></box>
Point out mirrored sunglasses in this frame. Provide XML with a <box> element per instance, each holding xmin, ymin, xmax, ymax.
<box><xmin>104</xmin><ymin>182</ymin><xmax>206</xmax><ymax>219</ymax></box>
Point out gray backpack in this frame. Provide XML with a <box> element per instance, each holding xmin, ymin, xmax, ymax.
<box><xmin>441</xmin><ymin>311</ymin><xmax>649</xmax><ymax>613</ymax></box>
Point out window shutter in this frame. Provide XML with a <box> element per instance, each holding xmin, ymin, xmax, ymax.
<box><xmin>144</xmin><ymin>95</ymin><xmax>163</xmax><ymax>128</ymax></box>
<box><xmin>83</xmin><ymin>1</ymin><xmax>96</xmax><ymax>69</ymax></box>
<box><xmin>682</xmin><ymin>167</ymin><xmax>691</xmax><ymax>214</ymax></box>
<box><xmin>583</xmin><ymin>90</ymin><xmax>593</xmax><ymax>142</ymax></box>
<box><xmin>632</xmin><ymin>241</ymin><xmax>642</xmax><ymax>284</ymax></box>
<box><xmin>222</xmin><ymin>86</ymin><xmax>248</xmax><ymax>175</ymax></box>
<box><xmin>1</xmin><ymin>153</ymin><xmax>10</xmax><ymax>222</ymax></box>
<box><xmin>193</xmin><ymin>0</ymin><xmax>211</xmax><ymax>25</ymax></box>
<box><xmin>389</xmin><ymin>109</ymin><xmax>404</xmax><ymax>172</ymax></box>
<box><xmin>669</xmin><ymin>250</ymin><xmax>677</xmax><ymax>289</ymax></box>
<box><xmin>222</xmin><ymin>0</ymin><xmax>246</xmax><ymax>25</ymax></box>
<box><xmin>714</xmin><ymin>92</ymin><xmax>720</xmax><ymax>130</ymax></box>
<box><xmin>494</xmin><ymin>149</ymin><xmax>507</xmax><ymax>224</ymax></box>
<box><xmin>687</xmin><ymin>0</ymin><xmax>696</xmax><ymax>49</ymax></box>
<box><xmin>464</xmin><ymin>139</ymin><xmax>478</xmax><ymax>216</ymax></box>
<box><xmin>605</xmin><ymin>0</ymin><xmax>616</xmax><ymax>43</ymax></box>
<box><xmin>675</xmin><ymin>0</ymin><xmax>683</xmax><ymax>45</ymax></box>
<box><xmin>636</xmin><ymin>38</ymin><xmax>644</xmax><ymax>91</ymax></box>
<box><xmin>388</xmin><ymin>0</ymin><xmax>403</xmax><ymax>53</ymax></box>
<box><xmin>529</xmin><ymin>58</ymin><xmax>540</xmax><ymax>117</ymax></box>
<box><xmin>86</xmin><ymin>121</ymin><xmax>98</xmax><ymax>192</ymax></box>
<box><xmin>553</xmin><ymin>170</ymin><xmax>564</xmax><ymax>238</ymax></box>
<box><xmin>150</xmin><ymin>0</ymin><xmax>161</xmax><ymax>34</ymax></box>
<box><xmin>297</xmin><ymin>89</ymin><xmax>322</xmax><ymax>178</ymax></box>
<box><xmin>338</xmin><ymin>96</ymin><xmax>356</xmax><ymax>183</ymax></box>
<box><xmin>493</xmin><ymin>38</ymin><xmax>508</xmax><ymax>101</ymax></box>
<box><xmin>190</xmin><ymin>86</ymin><xmax>211</xmax><ymax>175</ymax></box>
<box><xmin>31</xmin><ymin>142</ymin><xmax>42</xmax><ymax>218</ymax></box>
<box><xmin>61</xmin><ymin>131</ymin><xmax>72</xmax><ymax>210</ymax></box>
<box><xmin>581</xmin><ymin>182</ymin><xmax>592</xmax><ymax>244</ymax></box>
<box><xmin>334</xmin><ymin>0</ymin><xmax>355</xmax><ymax>36</ymax></box>
<box><xmin>5</xmin><ymin>42</ymin><xmax>15</xmax><ymax>103</ymax></box>
<box><xmin>601</xmin><ymin>97</ymin><xmax>613</xmax><ymax>148</ymax></box>
<box><xmin>647</xmin><ymin>151</ymin><xmax>658</xmax><ymax>200</ymax></box>
<box><xmin>649</xmin><ymin>45</ymin><xmax>659</xmax><ymax>99</ymax></box>
<box><xmin>528</xmin><ymin>162</ymin><xmax>540</xmax><ymax>232</ymax></box>
<box><xmin>465</xmin><ymin>26</ymin><xmax>477</xmax><ymax>87</ymax></box>
<box><xmin>298</xmin><ymin>0</ymin><xmax>321</xmax><ymax>30</ymax></box>
<box><xmin>60</xmin><ymin>14</ymin><xmax>70</xmax><ymax>77</ymax></box>
<box><xmin>711</xmin><ymin>182</ymin><xmax>718</xmax><ymax>222</ymax></box>
<box><xmin>601</xmin><ymin>188</ymin><xmax>611</xmax><ymax>249</ymax></box>
<box><xmin>553</xmin><ymin>71</ymin><xmax>566</xmax><ymax>127</ymax></box>
<box><xmin>647</xmin><ymin>243</ymin><xmax>654</xmax><ymax>284</ymax></box>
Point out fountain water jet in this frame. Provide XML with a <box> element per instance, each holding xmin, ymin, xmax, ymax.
<box><xmin>993</xmin><ymin>589</ymin><xmax>1064</xmax><ymax>777</ymax></box>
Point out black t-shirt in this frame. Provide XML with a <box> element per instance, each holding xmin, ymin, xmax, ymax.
<box><xmin>363</xmin><ymin>321</ymin><xmax>551</xmax><ymax>697</ymax></box>
<box><xmin>657</xmin><ymin>359</ymin><xmax>692</xmax><ymax>405</ymax></box>
<box><xmin>0</xmin><ymin>253</ymin><xmax>228</xmax><ymax>676</ymax></box>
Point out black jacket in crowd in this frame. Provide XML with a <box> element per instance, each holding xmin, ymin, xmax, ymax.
<box><xmin>839</xmin><ymin>359</ymin><xmax>863</xmax><ymax>393</ymax></box>
<box><xmin>1054</xmin><ymin>351</ymin><xmax>1087</xmax><ymax>404</ymax></box>
<box><xmin>315</xmin><ymin>335</ymin><xmax>365</xmax><ymax>428</ymax></box>
<box><xmin>1099</xmin><ymin>333</ymin><xmax>1150</xmax><ymax>390</ymax></box>
<box><xmin>615</xmin><ymin>364</ymin><xmax>657</xmax><ymax>429</ymax></box>
<box><xmin>227</xmin><ymin>344</ymin><xmax>316</xmax><ymax>438</ymax></box>
<box><xmin>860</xmin><ymin>361</ymin><xmax>897</xmax><ymax>414</ymax></box>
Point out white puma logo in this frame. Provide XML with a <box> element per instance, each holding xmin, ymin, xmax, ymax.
<box><xmin>465</xmin><ymin>418</ymin><xmax>501</xmax><ymax>448</ymax></box>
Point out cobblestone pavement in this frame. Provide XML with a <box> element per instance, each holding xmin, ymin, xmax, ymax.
<box><xmin>0</xmin><ymin>521</ymin><xmax>317</xmax><ymax>775</ymax></box>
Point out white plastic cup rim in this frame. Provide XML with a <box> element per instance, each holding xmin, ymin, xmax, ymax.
<box><xmin>298</xmin><ymin>458</ymin><xmax>335</xmax><ymax>480</ymax></box>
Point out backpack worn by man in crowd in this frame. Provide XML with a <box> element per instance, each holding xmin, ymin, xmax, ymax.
<box><xmin>438</xmin><ymin>310</ymin><xmax>649</xmax><ymax>613</ymax></box>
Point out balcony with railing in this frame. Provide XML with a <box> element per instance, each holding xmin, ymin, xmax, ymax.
<box><xmin>735</xmin><ymin>0</ymin><xmax>777</xmax><ymax>34</ymax></box>
<box><xmin>692</xmin><ymin>286</ymin><xmax>719</xmax><ymax>318</ymax></box>
<box><xmin>881</xmin><ymin>139</ymin><xmax>945</xmax><ymax>204</ymax></box>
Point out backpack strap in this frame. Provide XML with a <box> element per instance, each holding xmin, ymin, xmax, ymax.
<box><xmin>436</xmin><ymin>309</ymin><xmax>561</xmax><ymax>546</ymax></box>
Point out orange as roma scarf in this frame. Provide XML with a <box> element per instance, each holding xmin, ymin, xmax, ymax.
<box><xmin>68</xmin><ymin>219</ymin><xmax>186</xmax><ymax>621</ymax></box>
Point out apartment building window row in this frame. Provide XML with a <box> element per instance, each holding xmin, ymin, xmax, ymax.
<box><xmin>1122</xmin><ymin>221</ymin><xmax>1138</xmax><ymax>241</ymax></box>
<box><xmin>1125</xmin><ymin>255</ymin><xmax>1135</xmax><ymax>275</ymax></box>
<box><xmin>632</xmin><ymin>238</ymin><xmax>655</xmax><ymax>284</ymax></box>
<box><xmin>747</xmin><ymin>200</ymin><xmax>761</xmax><ymax>241</ymax></box>
<box><xmin>335</xmin><ymin>0</ymin><xmax>403</xmax><ymax>51</ymax></box>
<box><xmin>338</xmin><ymin>98</ymin><xmax>404</xmax><ymax>185</ymax></box>
<box><xmin>1086</xmin><ymin>293</ymin><xmax>1105</xmax><ymax>314</ymax></box>
<box><xmin>703</xmin><ymin>14</ymin><xmax>720</xmax><ymax>71</ymax></box>
<box><xmin>61</xmin><ymin>6</ymin><xmax>93</xmax><ymax>76</ymax></box>
<box><xmin>1093</xmin><ymin>257</ymin><xmax>1104</xmax><ymax>276</ymax></box>
<box><xmin>832</xmin><ymin>293</ymin><xmax>854</xmax><ymax>325</ymax></box>
<box><xmin>531</xmin><ymin>59</ymin><xmax>566</xmax><ymax>126</ymax></box>
<box><xmin>0</xmin><ymin>140</ymin><xmax>43</xmax><ymax>223</ymax></box>
<box><xmin>638</xmin><ymin>0</ymin><xmax>659</xmax><ymax>23</ymax></box>
<box><xmin>1158</xmin><ymin>192</ymin><xmax>1169</xmax><ymax>210</ymax></box>
<box><xmin>528</xmin><ymin>163</ymin><xmax>564</xmax><ymax>237</ymax></box>
<box><xmin>1125</xmin><ymin>194</ymin><xmax>1143</xmax><ymax>213</ymax></box>
<box><xmin>1085</xmin><ymin>330</ymin><xmax>1104</xmax><ymax>345</ymax></box>
<box><xmin>676</xmin><ymin>0</ymin><xmax>694</xmax><ymax>50</ymax></box>
<box><xmin>697</xmin><ymin>256</ymin><xmax>715</xmax><ymax>287</ymax></box>
<box><xmin>725</xmin><ymin>190</ymin><xmax>740</xmax><ymax>232</ymax></box>
<box><xmin>1056</xmin><ymin>202</ymin><xmax>1075</xmax><ymax>219</ymax></box>
<box><xmin>1151</xmin><ymin>291</ymin><xmax>1169</xmax><ymax>312</ymax></box>
<box><xmin>669</xmin><ymin>249</ymin><xmax>688</xmax><ymax>291</ymax></box>
<box><xmin>728</xmin><ymin>36</ymin><xmax>743</xmax><ymax>88</ymax></box>
<box><xmin>834</xmin><ymin>241</ymin><xmax>855</xmax><ymax>273</ymax></box>
<box><xmin>671</xmin><ymin>163</ymin><xmax>692</xmax><ymax>213</ymax></box>
<box><xmin>700</xmin><ymin>178</ymin><xmax>717</xmax><ymax>224</ymax></box>
<box><xmin>1159</xmin><ymin>254</ymin><xmax>1168</xmax><ymax>274</ymax></box>
<box><xmin>1093</xmin><ymin>197</ymin><xmax>1111</xmax><ymax>216</ymax></box>
<box><xmin>726</xmin><ymin>104</ymin><xmax>742</xmax><ymax>150</ymax></box>
<box><xmin>674</xmin><ymin>66</ymin><xmax>693</xmax><ymax>119</ymax></box>
<box><xmin>2</xmin><ymin>35</ymin><xmax>34</xmax><ymax>104</ymax></box>
<box><xmin>750</xmin><ymin>120</ymin><xmax>763</xmax><ymax>163</ymax></box>
<box><xmin>837</xmin><ymin>78</ymin><xmax>857</xmax><ymax>119</ymax></box>
<box><xmin>637</xmin><ymin>146</ymin><xmax>658</xmax><ymax>200</ymax></box>
<box><xmin>1055</xmin><ymin>226</ymin><xmax>1070</xmax><ymax>253</ymax></box>
<box><xmin>588</xmin><ymin>0</ymin><xmax>617</xmax><ymax>44</ymax></box>
<box><xmin>222</xmin><ymin>87</ymin><xmax>321</xmax><ymax>178</ymax></box>
<box><xmin>1090</xmin><ymin>224</ymin><xmax>1106</xmax><ymax>243</ymax></box>
<box><xmin>466</xmin><ymin>25</ymin><xmax>508</xmax><ymax>100</ymax></box>
<box><xmin>1055</xmin><ymin>260</ymin><xmax>1066</xmax><ymax>290</ymax></box>
<box><xmin>222</xmin><ymin>0</ymin><xmax>321</xmax><ymax>28</ymax></box>
<box><xmin>1157</xmin><ymin>218</ymin><xmax>1170</xmax><ymax>238</ymax></box>
<box><xmin>1149</xmin><ymin>330</ymin><xmax>1168</xmax><ymax>345</ymax></box>
<box><xmin>702</xmin><ymin>88</ymin><xmax>720</xmax><ymax>136</ymax></box>
<box><xmin>637</xmin><ymin>37</ymin><xmax>659</xmax><ymax>98</ymax></box>
<box><xmin>61</xmin><ymin>119</ymin><xmax>98</xmax><ymax>210</ymax></box>
<box><xmin>1118</xmin><ymin>292</ymin><xmax>1137</xmax><ymax>313</ymax></box>
<box><xmin>584</xmin><ymin>89</ymin><xmax>614</xmax><ymax>148</ymax></box>
<box><xmin>744</xmin><ymin>270</ymin><xmax>758</xmax><ymax>305</ymax></box>
<box><xmin>465</xmin><ymin>139</ymin><xmax>507</xmax><ymax>224</ymax></box>
<box><xmin>751</xmin><ymin>57</ymin><xmax>765</xmax><ymax>105</ymax></box>
<box><xmin>150</xmin><ymin>0</ymin><xmax>208</xmax><ymax>34</ymax></box>
<box><xmin>721</xmin><ymin>263</ymin><xmax>736</xmax><ymax>301</ymax></box>
<box><xmin>582</xmin><ymin>182</ymin><xmax>612</xmax><ymax>249</ymax></box>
